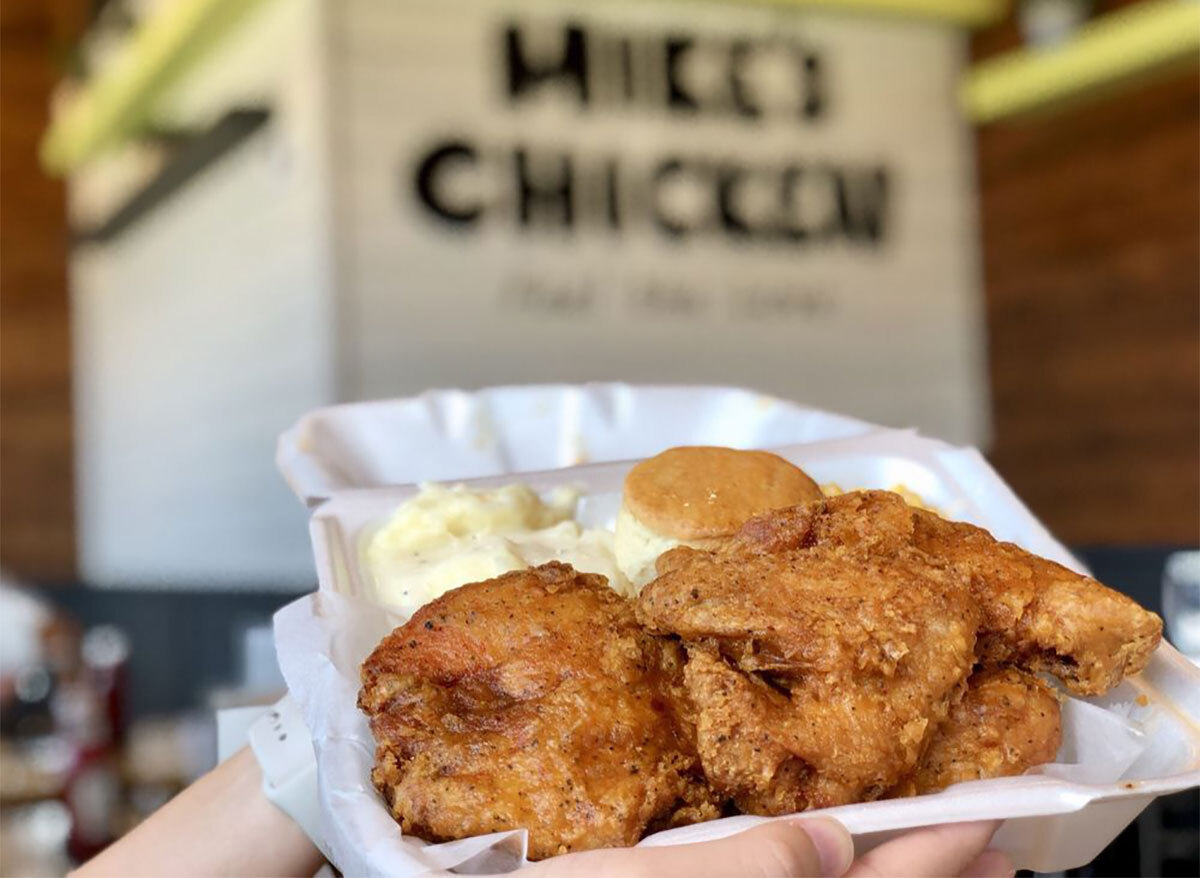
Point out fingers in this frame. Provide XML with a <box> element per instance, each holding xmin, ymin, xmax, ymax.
<box><xmin>845</xmin><ymin>820</ymin><xmax>1001</xmax><ymax>878</ymax></box>
<box><xmin>520</xmin><ymin>819</ymin><xmax>1008</xmax><ymax>878</ymax></box>
<box><xmin>959</xmin><ymin>849</ymin><xmax>1015</xmax><ymax>878</ymax></box>
<box><xmin>775</xmin><ymin>819</ymin><xmax>857</xmax><ymax>878</ymax></box>
<box><xmin>526</xmin><ymin>817</ymin><xmax>854</xmax><ymax>878</ymax></box>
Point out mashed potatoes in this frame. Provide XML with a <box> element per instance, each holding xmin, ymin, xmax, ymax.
<box><xmin>614</xmin><ymin>504</ymin><xmax>710</xmax><ymax>590</ymax></box>
<box><xmin>366</xmin><ymin>483</ymin><xmax>630</xmax><ymax>607</ymax></box>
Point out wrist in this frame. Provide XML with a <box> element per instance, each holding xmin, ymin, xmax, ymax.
<box><xmin>247</xmin><ymin>696</ymin><xmax>329</xmax><ymax>863</ymax></box>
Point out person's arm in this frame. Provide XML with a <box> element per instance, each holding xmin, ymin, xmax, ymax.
<box><xmin>71</xmin><ymin>747</ymin><xmax>323</xmax><ymax>878</ymax></box>
<box><xmin>73</xmin><ymin>746</ymin><xmax>1011</xmax><ymax>878</ymax></box>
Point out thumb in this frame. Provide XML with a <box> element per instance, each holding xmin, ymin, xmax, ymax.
<box><xmin>527</xmin><ymin>817</ymin><xmax>854</xmax><ymax>878</ymax></box>
<box><xmin>695</xmin><ymin>818</ymin><xmax>856</xmax><ymax>878</ymax></box>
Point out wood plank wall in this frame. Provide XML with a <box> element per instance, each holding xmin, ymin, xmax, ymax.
<box><xmin>0</xmin><ymin>3</ymin><xmax>1196</xmax><ymax>583</ymax></box>
<box><xmin>973</xmin><ymin>8</ymin><xmax>1200</xmax><ymax>546</ymax></box>
<box><xmin>1</xmin><ymin>0</ymin><xmax>86</xmax><ymax>583</ymax></box>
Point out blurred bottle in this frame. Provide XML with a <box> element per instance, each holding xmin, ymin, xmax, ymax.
<box><xmin>56</xmin><ymin>626</ymin><xmax>131</xmax><ymax>862</ymax></box>
<box><xmin>82</xmin><ymin>626</ymin><xmax>131</xmax><ymax>745</ymax></box>
<box><xmin>1162</xmin><ymin>551</ymin><xmax>1200</xmax><ymax>664</ymax></box>
<box><xmin>0</xmin><ymin>581</ymin><xmax>64</xmax><ymax>739</ymax></box>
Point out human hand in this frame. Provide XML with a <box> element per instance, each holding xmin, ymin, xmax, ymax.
<box><xmin>517</xmin><ymin>818</ymin><xmax>1013</xmax><ymax>878</ymax></box>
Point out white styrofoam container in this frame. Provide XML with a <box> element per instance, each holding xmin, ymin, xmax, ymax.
<box><xmin>276</xmin><ymin>383</ymin><xmax>880</xmax><ymax>505</ymax></box>
<box><xmin>274</xmin><ymin>387</ymin><xmax>1200</xmax><ymax>876</ymax></box>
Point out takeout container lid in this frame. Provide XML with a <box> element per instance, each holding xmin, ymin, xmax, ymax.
<box><xmin>273</xmin><ymin>384</ymin><xmax>1200</xmax><ymax>876</ymax></box>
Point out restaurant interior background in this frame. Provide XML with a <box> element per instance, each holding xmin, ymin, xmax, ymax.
<box><xmin>1</xmin><ymin>0</ymin><xmax>1197</xmax><ymax>874</ymax></box>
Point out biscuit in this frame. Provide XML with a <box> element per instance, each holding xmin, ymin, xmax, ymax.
<box><xmin>615</xmin><ymin>446</ymin><xmax>821</xmax><ymax>588</ymax></box>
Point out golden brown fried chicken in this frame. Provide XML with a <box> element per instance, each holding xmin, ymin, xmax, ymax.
<box><xmin>771</xmin><ymin>491</ymin><xmax>1163</xmax><ymax>695</ymax></box>
<box><xmin>637</xmin><ymin>540</ymin><xmax>981</xmax><ymax>813</ymax></box>
<box><xmin>909</xmin><ymin>508</ymin><xmax>1161</xmax><ymax>695</ymax></box>
<box><xmin>639</xmin><ymin>490</ymin><xmax>1156</xmax><ymax>813</ymax></box>
<box><xmin>359</xmin><ymin>562</ymin><xmax>715</xmax><ymax>859</ymax></box>
<box><xmin>890</xmin><ymin>668</ymin><xmax>1063</xmax><ymax>797</ymax></box>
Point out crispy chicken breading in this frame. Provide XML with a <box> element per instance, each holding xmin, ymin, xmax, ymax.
<box><xmin>359</xmin><ymin>486</ymin><xmax>1161</xmax><ymax>849</ymax></box>
<box><xmin>358</xmin><ymin>562</ymin><xmax>715</xmax><ymax>859</ymax></box>
<box><xmin>890</xmin><ymin>668</ymin><xmax>1063</xmax><ymax>797</ymax></box>
<box><xmin>637</xmin><ymin>541</ymin><xmax>981</xmax><ymax>812</ymax></box>
<box><xmin>638</xmin><ymin>490</ymin><xmax>1157</xmax><ymax>814</ymax></box>
<box><xmin>756</xmin><ymin>491</ymin><xmax>1163</xmax><ymax>695</ymax></box>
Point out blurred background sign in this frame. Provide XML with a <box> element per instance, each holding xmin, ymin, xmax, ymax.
<box><xmin>2</xmin><ymin>0</ymin><xmax>1197</xmax><ymax>589</ymax></box>
<box><xmin>60</xmin><ymin>0</ymin><xmax>996</xmax><ymax>587</ymax></box>
<box><xmin>334</xmin><ymin>0</ymin><xmax>989</xmax><ymax>441</ymax></box>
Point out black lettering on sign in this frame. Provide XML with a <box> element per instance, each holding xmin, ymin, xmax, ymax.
<box><xmin>409</xmin><ymin>140</ymin><xmax>891</xmax><ymax>247</ymax></box>
<box><xmin>728</xmin><ymin>39</ymin><xmax>760</xmax><ymax>119</ymax></box>
<box><xmin>778</xmin><ymin>166</ymin><xmax>810</xmax><ymax>242</ymax></box>
<box><xmin>501</xmin><ymin>21</ymin><xmax>828</xmax><ymax>122</ymax></box>
<box><xmin>602</xmin><ymin>158</ymin><xmax>621</xmax><ymax>230</ymax></box>
<box><xmin>413</xmin><ymin>141</ymin><xmax>482</xmax><ymax>226</ymax></box>
<box><xmin>505</xmin><ymin>24</ymin><xmax>588</xmax><ymax>105</ymax></box>
<box><xmin>799</xmin><ymin>51</ymin><xmax>825</xmax><ymax>120</ymax></box>
<box><xmin>664</xmin><ymin>37</ymin><xmax>697</xmax><ymax>112</ymax></box>
<box><xmin>617</xmin><ymin>38</ymin><xmax>636</xmax><ymax>102</ymax></box>
<box><xmin>726</xmin><ymin>284</ymin><xmax>833</xmax><ymax>320</ymax></box>
<box><xmin>651</xmin><ymin>158</ymin><xmax>710</xmax><ymax>239</ymax></box>
<box><xmin>837</xmin><ymin>168</ymin><xmax>889</xmax><ymax>243</ymax></box>
<box><xmin>500</xmin><ymin>274</ymin><xmax>595</xmax><ymax>315</ymax></box>
<box><xmin>628</xmin><ymin>279</ymin><xmax>711</xmax><ymax>317</ymax></box>
<box><xmin>716</xmin><ymin>164</ymin><xmax>752</xmax><ymax>238</ymax></box>
<box><xmin>514</xmin><ymin>148</ymin><xmax>574</xmax><ymax>230</ymax></box>
<box><xmin>779</xmin><ymin>164</ymin><xmax>891</xmax><ymax>244</ymax></box>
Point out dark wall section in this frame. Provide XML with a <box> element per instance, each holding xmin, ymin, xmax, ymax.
<box><xmin>977</xmin><ymin>69</ymin><xmax>1200</xmax><ymax>545</ymax></box>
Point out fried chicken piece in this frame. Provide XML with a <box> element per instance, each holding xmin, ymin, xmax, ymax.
<box><xmin>891</xmin><ymin>668</ymin><xmax>1062</xmax><ymax>797</ymax></box>
<box><xmin>637</xmin><ymin>542</ymin><xmax>980</xmax><ymax>813</ymax></box>
<box><xmin>908</xmin><ymin>507</ymin><xmax>1161</xmax><ymax>695</ymax></box>
<box><xmin>769</xmin><ymin>491</ymin><xmax>1163</xmax><ymax>695</ymax></box>
<box><xmin>359</xmin><ymin>563</ymin><xmax>715</xmax><ymax>859</ymax></box>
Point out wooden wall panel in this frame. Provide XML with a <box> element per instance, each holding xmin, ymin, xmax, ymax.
<box><xmin>0</xmin><ymin>0</ymin><xmax>87</xmax><ymax>582</ymax></box>
<box><xmin>976</xmin><ymin>68</ymin><xmax>1200</xmax><ymax>545</ymax></box>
